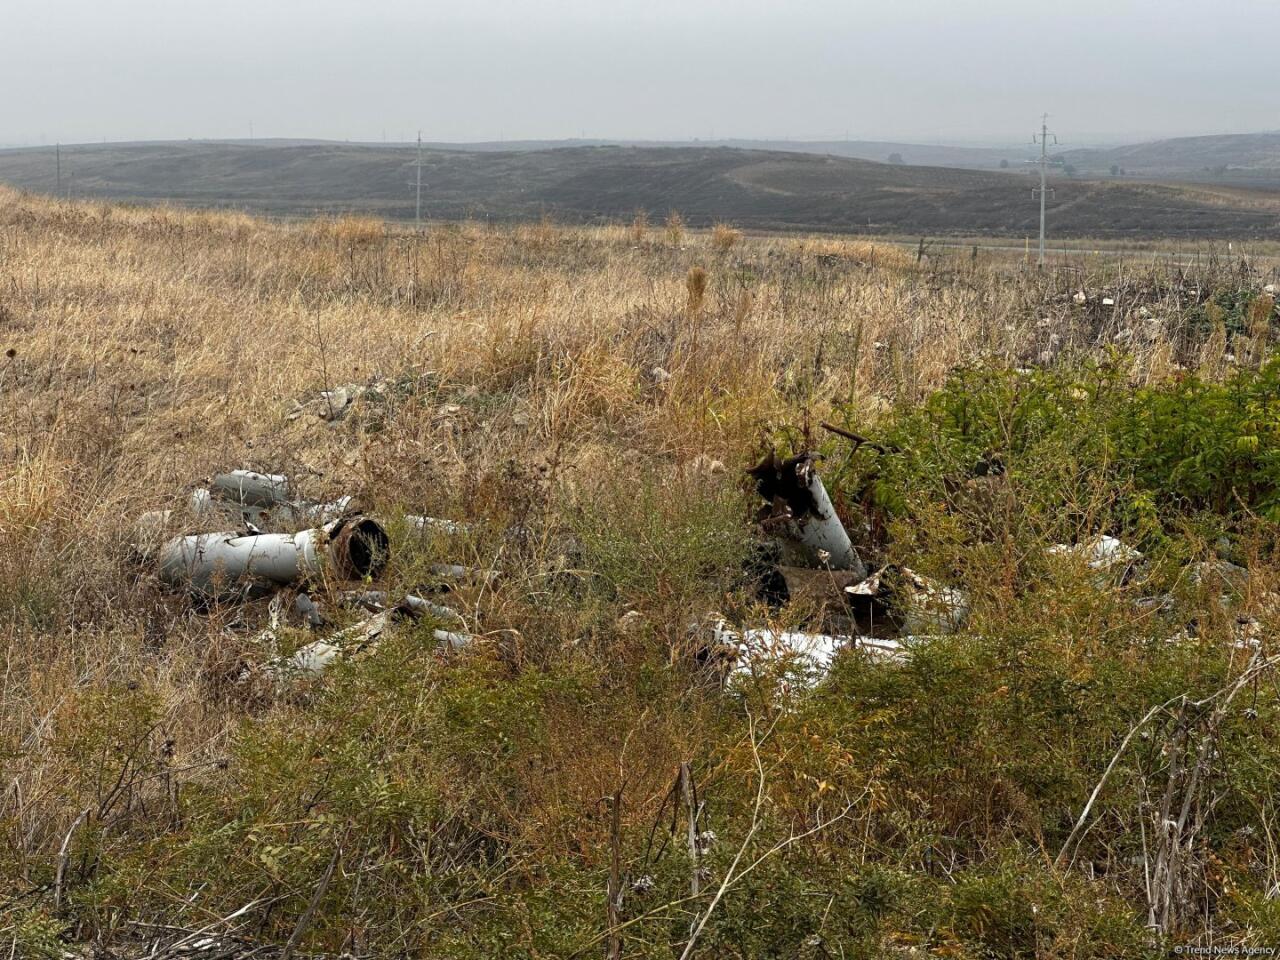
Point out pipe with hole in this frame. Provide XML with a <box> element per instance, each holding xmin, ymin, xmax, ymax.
<box><xmin>157</xmin><ymin>516</ymin><xmax>389</xmax><ymax>595</ymax></box>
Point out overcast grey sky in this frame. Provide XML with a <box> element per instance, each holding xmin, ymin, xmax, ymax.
<box><xmin>2</xmin><ymin>0</ymin><xmax>1275</xmax><ymax>147</ymax></box>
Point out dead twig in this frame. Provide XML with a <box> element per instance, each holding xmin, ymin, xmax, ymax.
<box><xmin>677</xmin><ymin>714</ymin><xmax>856</xmax><ymax>960</ymax></box>
<box><xmin>819</xmin><ymin>421</ymin><xmax>893</xmax><ymax>455</ymax></box>
<box><xmin>282</xmin><ymin>843</ymin><xmax>341</xmax><ymax>960</ymax></box>
<box><xmin>53</xmin><ymin>807</ymin><xmax>90</xmax><ymax>910</ymax></box>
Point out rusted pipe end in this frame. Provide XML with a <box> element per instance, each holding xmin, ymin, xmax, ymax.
<box><xmin>328</xmin><ymin>516</ymin><xmax>390</xmax><ymax>580</ymax></box>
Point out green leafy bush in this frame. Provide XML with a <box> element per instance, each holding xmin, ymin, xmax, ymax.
<box><xmin>835</xmin><ymin>357</ymin><xmax>1280</xmax><ymax>544</ymax></box>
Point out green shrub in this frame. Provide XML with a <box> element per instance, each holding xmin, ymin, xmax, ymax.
<box><xmin>833</xmin><ymin>357</ymin><xmax>1280</xmax><ymax>548</ymax></box>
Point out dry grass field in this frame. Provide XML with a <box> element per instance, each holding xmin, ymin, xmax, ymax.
<box><xmin>4</xmin><ymin>186</ymin><xmax>1280</xmax><ymax>957</ymax></box>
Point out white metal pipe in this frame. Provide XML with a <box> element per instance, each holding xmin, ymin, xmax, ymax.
<box><xmin>711</xmin><ymin>619</ymin><xmax>901</xmax><ymax>684</ymax></box>
<box><xmin>750</xmin><ymin>452</ymin><xmax>865</xmax><ymax>577</ymax></box>
<box><xmin>159</xmin><ymin>528</ymin><xmax>326</xmax><ymax>592</ymax></box>
<box><xmin>787</xmin><ymin>462</ymin><xmax>863</xmax><ymax>575</ymax></box>
<box><xmin>408</xmin><ymin>515</ymin><xmax>469</xmax><ymax>535</ymax></box>
<box><xmin>157</xmin><ymin>516</ymin><xmax>388</xmax><ymax>594</ymax></box>
<box><xmin>210</xmin><ymin>470</ymin><xmax>290</xmax><ymax>507</ymax></box>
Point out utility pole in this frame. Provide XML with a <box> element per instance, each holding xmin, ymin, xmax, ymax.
<box><xmin>1027</xmin><ymin>114</ymin><xmax>1058</xmax><ymax>267</ymax></box>
<box><xmin>415</xmin><ymin>130</ymin><xmax>423</xmax><ymax>228</ymax></box>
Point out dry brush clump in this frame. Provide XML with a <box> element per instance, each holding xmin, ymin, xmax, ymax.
<box><xmin>2</xmin><ymin>186</ymin><xmax>1280</xmax><ymax>956</ymax></box>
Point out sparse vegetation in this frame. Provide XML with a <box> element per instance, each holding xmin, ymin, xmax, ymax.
<box><xmin>665</xmin><ymin>209</ymin><xmax>686</xmax><ymax>246</ymax></box>
<box><xmin>631</xmin><ymin>208</ymin><xmax>649</xmax><ymax>244</ymax></box>
<box><xmin>710</xmin><ymin>222</ymin><xmax>740</xmax><ymax>252</ymax></box>
<box><xmin>3</xmin><ymin>186</ymin><xmax>1280</xmax><ymax>957</ymax></box>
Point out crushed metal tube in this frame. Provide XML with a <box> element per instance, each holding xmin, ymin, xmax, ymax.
<box><xmin>710</xmin><ymin>619</ymin><xmax>902</xmax><ymax>684</ymax></box>
<box><xmin>1047</xmin><ymin>535</ymin><xmax>1143</xmax><ymax>585</ymax></box>
<box><xmin>133</xmin><ymin>470</ymin><xmax>356</xmax><ymax>550</ymax></box>
<box><xmin>748</xmin><ymin>451</ymin><xmax>867</xmax><ymax>578</ymax></box>
<box><xmin>211</xmin><ymin>470</ymin><xmax>291</xmax><ymax>508</ymax></box>
<box><xmin>157</xmin><ymin>515</ymin><xmax>389</xmax><ymax>595</ymax></box>
<box><xmin>208</xmin><ymin>470</ymin><xmax>355</xmax><ymax>528</ymax></box>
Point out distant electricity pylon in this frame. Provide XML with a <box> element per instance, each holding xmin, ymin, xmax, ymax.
<box><xmin>1026</xmin><ymin>114</ymin><xmax>1060</xmax><ymax>267</ymax></box>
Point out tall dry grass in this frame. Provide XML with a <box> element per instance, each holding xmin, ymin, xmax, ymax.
<box><xmin>1</xmin><ymin>185</ymin><xmax>1277</xmax><ymax>954</ymax></box>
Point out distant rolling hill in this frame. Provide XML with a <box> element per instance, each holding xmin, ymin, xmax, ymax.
<box><xmin>1057</xmin><ymin>132</ymin><xmax>1280</xmax><ymax>182</ymax></box>
<box><xmin>668</xmin><ymin>139</ymin><xmax>1034</xmax><ymax>170</ymax></box>
<box><xmin>1</xmin><ymin>140</ymin><xmax>1278</xmax><ymax>239</ymax></box>
<box><xmin>425</xmin><ymin>138</ymin><xmax>1036</xmax><ymax>171</ymax></box>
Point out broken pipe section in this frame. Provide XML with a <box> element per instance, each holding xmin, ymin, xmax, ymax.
<box><xmin>210</xmin><ymin>470</ymin><xmax>354</xmax><ymax>528</ymax></box>
<box><xmin>748</xmin><ymin>451</ymin><xmax>866</xmax><ymax>579</ymax></box>
<box><xmin>158</xmin><ymin>515</ymin><xmax>389</xmax><ymax>595</ymax></box>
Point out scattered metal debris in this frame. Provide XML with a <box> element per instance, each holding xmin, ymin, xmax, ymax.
<box><xmin>137</xmin><ymin>465</ymin><xmax>497</xmax><ymax>677</ymax></box>
<box><xmin>407</xmin><ymin>514</ymin><xmax>470</xmax><ymax>536</ymax></box>
<box><xmin>709</xmin><ymin>618</ymin><xmax>903</xmax><ymax>684</ymax></box>
<box><xmin>286</xmin><ymin>639</ymin><xmax>343</xmax><ymax>675</ymax></box>
<box><xmin>286</xmin><ymin>380</ymin><xmax>386</xmax><ymax>423</ymax></box>
<box><xmin>279</xmin><ymin>595</ymin><xmax>473</xmax><ymax>677</ymax></box>
<box><xmin>1048</xmin><ymin>535</ymin><xmax>1143</xmax><ymax>582</ymax></box>
<box><xmin>207</xmin><ymin>470</ymin><xmax>356</xmax><ymax>529</ymax></box>
<box><xmin>1187</xmin><ymin>559</ymin><xmax>1250</xmax><ymax>593</ymax></box>
<box><xmin>294</xmin><ymin>592</ymin><xmax>325</xmax><ymax>629</ymax></box>
<box><xmin>429</xmin><ymin>563</ymin><xmax>499</xmax><ymax>586</ymax></box>
<box><xmin>341</xmin><ymin>589</ymin><xmax>465</xmax><ymax>625</ymax></box>
<box><xmin>847</xmin><ymin>565</ymin><xmax>969</xmax><ymax>635</ymax></box>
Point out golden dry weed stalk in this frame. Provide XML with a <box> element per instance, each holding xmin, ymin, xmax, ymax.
<box><xmin>0</xmin><ymin>185</ymin><xmax>1270</xmax><ymax>951</ymax></box>
<box><xmin>711</xmin><ymin>222</ymin><xmax>741</xmax><ymax>253</ymax></box>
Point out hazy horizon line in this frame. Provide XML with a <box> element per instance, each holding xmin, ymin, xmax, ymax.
<box><xmin>4</xmin><ymin>128</ymin><xmax>1279</xmax><ymax>153</ymax></box>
